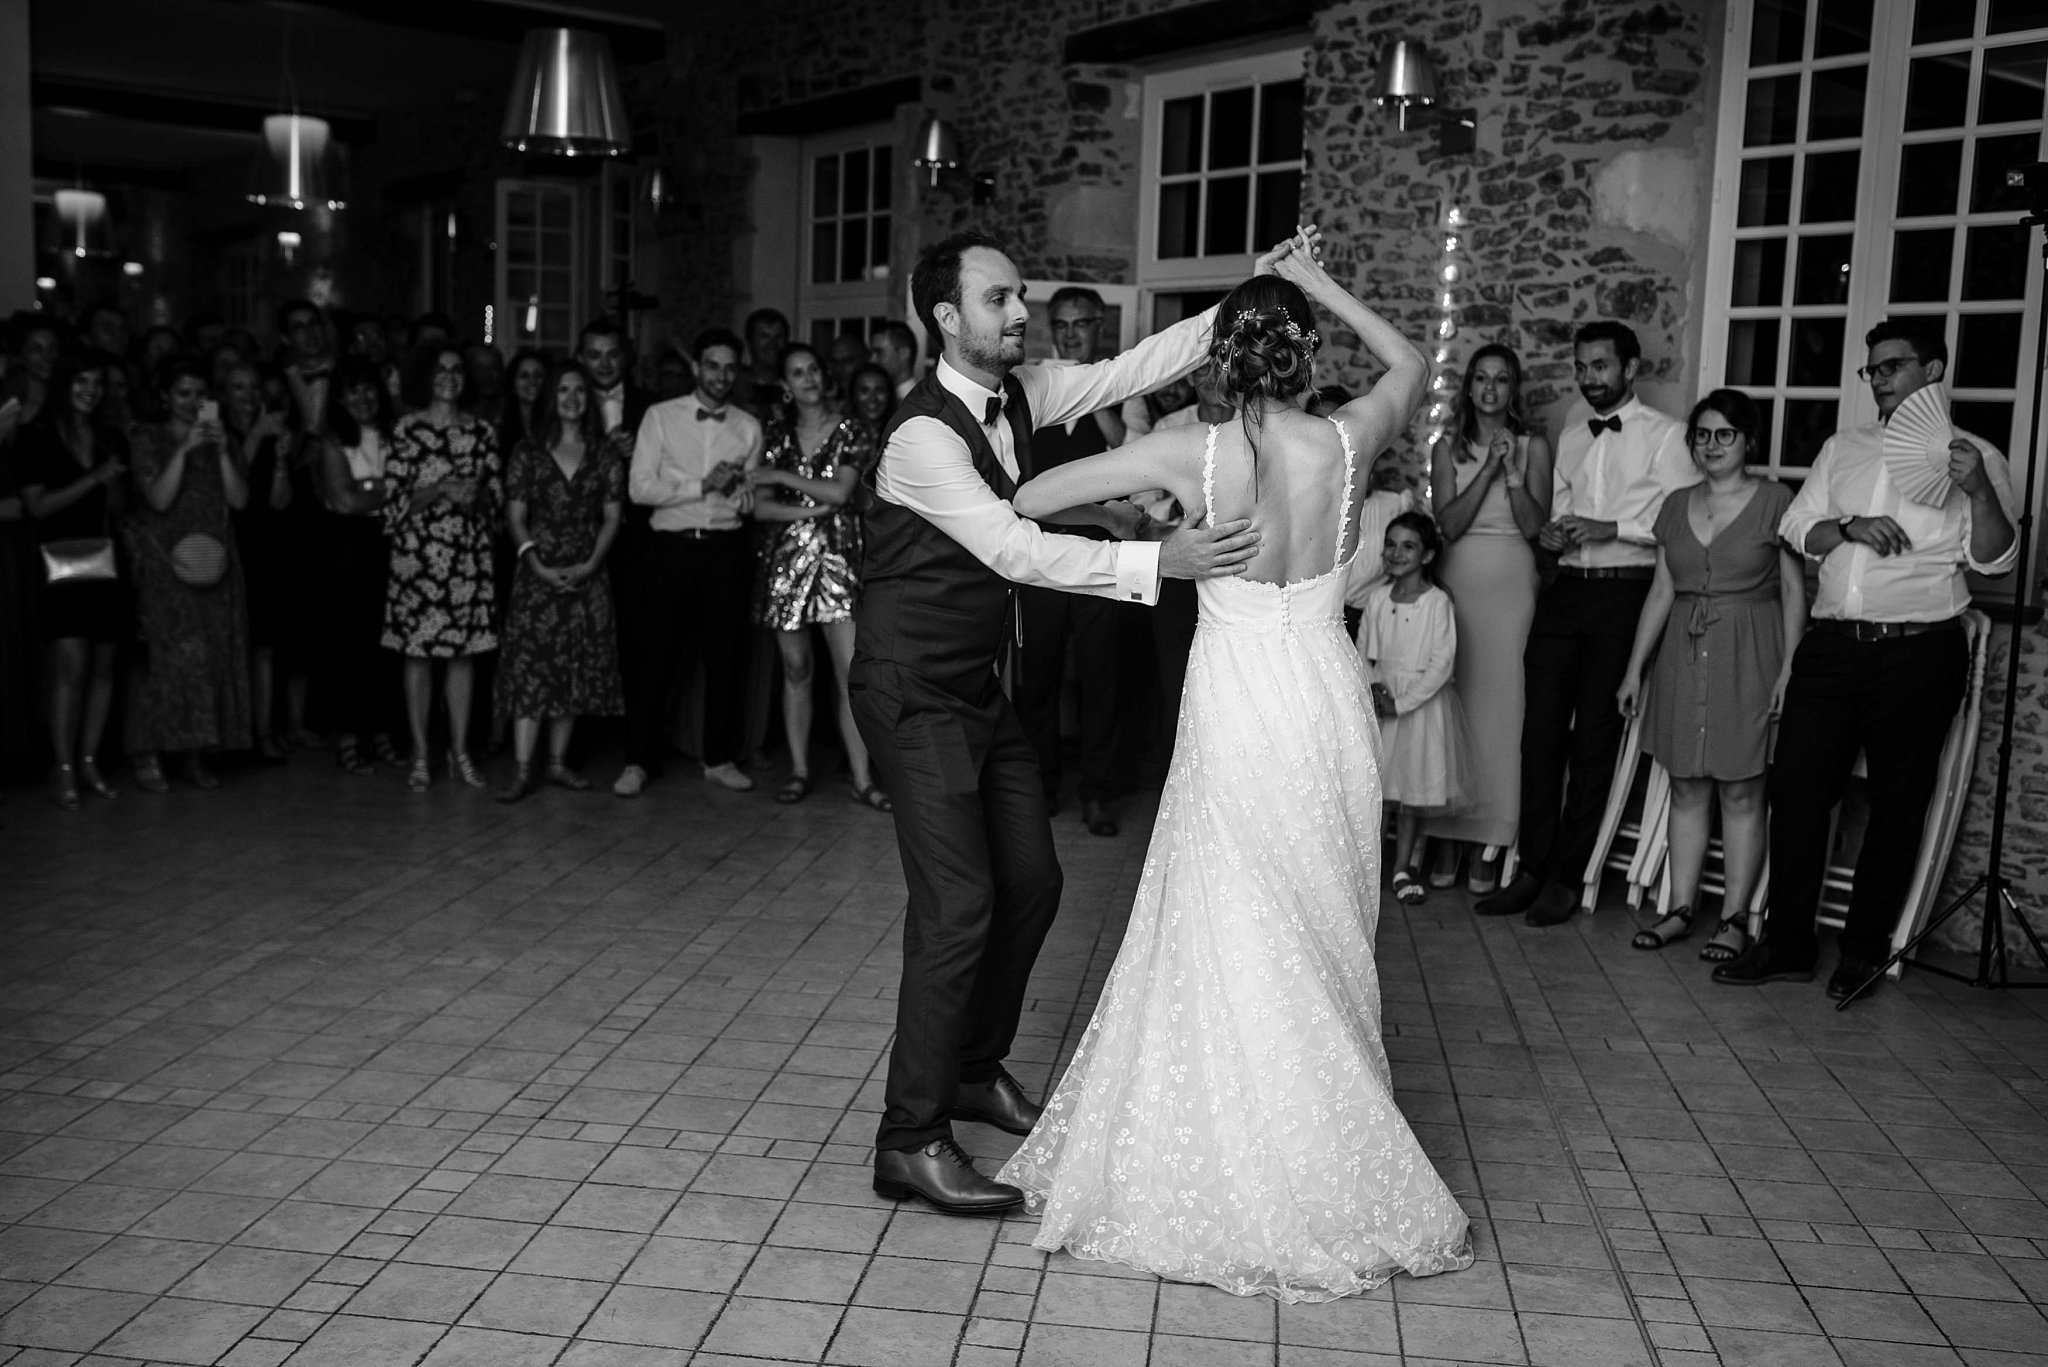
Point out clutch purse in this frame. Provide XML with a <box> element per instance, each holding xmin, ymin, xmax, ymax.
<box><xmin>40</xmin><ymin>537</ymin><xmax>117</xmax><ymax>586</ymax></box>
<box><xmin>169</xmin><ymin>533</ymin><xmax>228</xmax><ymax>588</ymax></box>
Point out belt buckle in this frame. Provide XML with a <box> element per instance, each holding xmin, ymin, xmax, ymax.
<box><xmin>1852</xmin><ymin>620</ymin><xmax>1888</xmax><ymax>642</ymax></box>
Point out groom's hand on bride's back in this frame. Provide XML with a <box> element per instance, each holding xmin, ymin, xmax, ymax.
<box><xmin>1159</xmin><ymin>519</ymin><xmax>1260</xmax><ymax>579</ymax></box>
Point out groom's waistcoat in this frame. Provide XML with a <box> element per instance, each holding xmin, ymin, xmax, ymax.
<box><xmin>856</xmin><ymin>372</ymin><xmax>1034</xmax><ymax>708</ymax></box>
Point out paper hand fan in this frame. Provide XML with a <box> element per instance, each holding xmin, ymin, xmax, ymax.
<box><xmin>1882</xmin><ymin>385</ymin><xmax>1954</xmax><ymax>508</ymax></box>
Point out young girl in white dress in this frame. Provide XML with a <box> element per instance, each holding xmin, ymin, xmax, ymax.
<box><xmin>1359</xmin><ymin>511</ymin><xmax>1472</xmax><ymax>903</ymax></box>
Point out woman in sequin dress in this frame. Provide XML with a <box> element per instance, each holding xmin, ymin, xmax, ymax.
<box><xmin>382</xmin><ymin>344</ymin><xmax>501</xmax><ymax>792</ymax></box>
<box><xmin>746</xmin><ymin>343</ymin><xmax>888</xmax><ymax>810</ymax></box>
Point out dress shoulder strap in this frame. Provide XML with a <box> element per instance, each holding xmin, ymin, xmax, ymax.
<box><xmin>1202</xmin><ymin>423</ymin><xmax>1219</xmax><ymax>526</ymax></box>
<box><xmin>1330</xmin><ymin>417</ymin><xmax>1358</xmax><ymax>573</ymax></box>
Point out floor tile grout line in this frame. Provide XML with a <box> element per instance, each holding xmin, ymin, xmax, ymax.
<box><xmin>1459</xmin><ymin>912</ymin><xmax>1666</xmax><ymax>1367</ymax></box>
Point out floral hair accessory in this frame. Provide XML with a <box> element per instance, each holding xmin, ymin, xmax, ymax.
<box><xmin>1231</xmin><ymin>307</ymin><xmax>1320</xmax><ymax>353</ymax></box>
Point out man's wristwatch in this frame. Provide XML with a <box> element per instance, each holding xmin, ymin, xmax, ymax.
<box><xmin>1837</xmin><ymin>514</ymin><xmax>1856</xmax><ymax>539</ymax></box>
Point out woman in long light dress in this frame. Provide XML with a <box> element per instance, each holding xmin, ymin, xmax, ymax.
<box><xmin>1000</xmin><ymin>234</ymin><xmax>1473</xmax><ymax>1303</ymax></box>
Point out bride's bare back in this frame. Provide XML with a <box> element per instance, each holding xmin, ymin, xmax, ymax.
<box><xmin>1201</xmin><ymin>407</ymin><xmax>1368</xmax><ymax>586</ymax></box>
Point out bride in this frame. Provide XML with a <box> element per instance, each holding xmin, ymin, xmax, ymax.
<box><xmin>996</xmin><ymin>230</ymin><xmax>1473</xmax><ymax>1302</ymax></box>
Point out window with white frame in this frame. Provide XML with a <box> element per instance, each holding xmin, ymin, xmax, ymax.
<box><xmin>800</xmin><ymin>124</ymin><xmax>895</xmax><ymax>353</ymax></box>
<box><xmin>1702</xmin><ymin>0</ymin><xmax>2048</xmax><ymax>500</ymax></box>
<box><xmin>1139</xmin><ymin>47</ymin><xmax>1305</xmax><ymax>309</ymax></box>
<box><xmin>496</xmin><ymin>180</ymin><xmax>585</xmax><ymax>357</ymax></box>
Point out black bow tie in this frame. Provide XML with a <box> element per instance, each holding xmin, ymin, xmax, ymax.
<box><xmin>983</xmin><ymin>395</ymin><xmax>1004</xmax><ymax>427</ymax></box>
<box><xmin>695</xmin><ymin>407</ymin><xmax>727</xmax><ymax>422</ymax></box>
<box><xmin>598</xmin><ymin>385</ymin><xmax>623</xmax><ymax>400</ymax></box>
<box><xmin>1587</xmin><ymin>415</ymin><xmax>1622</xmax><ymax>437</ymax></box>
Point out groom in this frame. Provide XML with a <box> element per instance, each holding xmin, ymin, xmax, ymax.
<box><xmin>852</xmin><ymin>230</ymin><xmax>1267</xmax><ymax>1215</ymax></box>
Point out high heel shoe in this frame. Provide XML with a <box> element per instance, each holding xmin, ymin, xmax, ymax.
<box><xmin>496</xmin><ymin>764</ymin><xmax>537</xmax><ymax>804</ymax></box>
<box><xmin>132</xmin><ymin>755</ymin><xmax>170</xmax><ymax>795</ymax></box>
<box><xmin>407</xmin><ymin>756</ymin><xmax>431</xmax><ymax>792</ymax></box>
<box><xmin>50</xmin><ymin>765</ymin><xmax>81</xmax><ymax>810</ymax></box>
<box><xmin>77</xmin><ymin>757</ymin><xmax>115</xmax><ymax>798</ymax></box>
<box><xmin>447</xmin><ymin>749</ymin><xmax>486</xmax><ymax>790</ymax></box>
<box><xmin>545</xmin><ymin>759</ymin><xmax>591</xmax><ymax>791</ymax></box>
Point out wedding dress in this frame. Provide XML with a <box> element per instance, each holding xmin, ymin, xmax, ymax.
<box><xmin>999</xmin><ymin>420</ymin><xmax>1473</xmax><ymax>1302</ymax></box>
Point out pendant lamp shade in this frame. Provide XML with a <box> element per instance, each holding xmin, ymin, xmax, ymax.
<box><xmin>249</xmin><ymin>114</ymin><xmax>345</xmax><ymax>210</ymax></box>
<box><xmin>502</xmin><ymin>28</ymin><xmax>631</xmax><ymax>156</ymax></box>
<box><xmin>911</xmin><ymin>115</ymin><xmax>959</xmax><ymax>186</ymax></box>
<box><xmin>54</xmin><ymin>189</ymin><xmax>113</xmax><ymax>258</ymax></box>
<box><xmin>1376</xmin><ymin>40</ymin><xmax>1441</xmax><ymax>130</ymax></box>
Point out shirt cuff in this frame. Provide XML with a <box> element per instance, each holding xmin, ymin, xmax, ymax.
<box><xmin>1617</xmin><ymin>516</ymin><xmax>1657</xmax><ymax>547</ymax></box>
<box><xmin>1780</xmin><ymin>510</ymin><xmax>1826</xmax><ymax>560</ymax></box>
<box><xmin>1115</xmin><ymin>540</ymin><xmax>1162</xmax><ymax>606</ymax></box>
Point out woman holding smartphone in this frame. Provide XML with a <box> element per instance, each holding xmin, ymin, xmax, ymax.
<box><xmin>318</xmin><ymin>360</ymin><xmax>403</xmax><ymax>774</ymax></box>
<box><xmin>124</xmin><ymin>357</ymin><xmax>252</xmax><ymax>791</ymax></box>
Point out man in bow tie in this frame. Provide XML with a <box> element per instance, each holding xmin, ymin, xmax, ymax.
<box><xmin>615</xmin><ymin>327</ymin><xmax>763</xmax><ymax>798</ymax></box>
<box><xmin>279</xmin><ymin>298</ymin><xmax>335</xmax><ymax>442</ymax></box>
<box><xmin>1477</xmin><ymin>320</ymin><xmax>1692</xmax><ymax>926</ymax></box>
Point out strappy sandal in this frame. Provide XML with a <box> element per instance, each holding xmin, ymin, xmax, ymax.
<box><xmin>1700</xmin><ymin>915</ymin><xmax>1750</xmax><ymax>963</ymax></box>
<box><xmin>373</xmin><ymin>734</ymin><xmax>401</xmax><ymax>766</ymax></box>
<box><xmin>849</xmin><ymin>782</ymin><xmax>893</xmax><ymax>812</ymax></box>
<box><xmin>447</xmin><ymin>749</ymin><xmax>486</xmax><ymax>790</ymax></box>
<box><xmin>50</xmin><ymin>765</ymin><xmax>80</xmax><ymax>811</ymax></box>
<box><xmin>545</xmin><ymin>760</ymin><xmax>591</xmax><ymax>791</ymax></box>
<box><xmin>776</xmin><ymin>773</ymin><xmax>811</xmax><ymax>804</ymax></box>
<box><xmin>336</xmin><ymin>740</ymin><xmax>374</xmax><ymax>775</ymax></box>
<box><xmin>1633</xmin><ymin>905</ymin><xmax>1693</xmax><ymax>950</ymax></box>
<box><xmin>407</xmin><ymin>756</ymin><xmax>432</xmax><ymax>793</ymax></box>
<box><xmin>1391</xmin><ymin>869</ymin><xmax>1426</xmax><ymax>903</ymax></box>
<box><xmin>132</xmin><ymin>755</ymin><xmax>169</xmax><ymax>794</ymax></box>
<box><xmin>497</xmin><ymin>765</ymin><xmax>537</xmax><ymax>804</ymax></box>
<box><xmin>78</xmin><ymin>758</ymin><xmax>115</xmax><ymax>798</ymax></box>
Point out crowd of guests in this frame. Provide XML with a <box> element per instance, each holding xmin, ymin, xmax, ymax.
<box><xmin>0</xmin><ymin>298</ymin><xmax>910</xmax><ymax>812</ymax></box>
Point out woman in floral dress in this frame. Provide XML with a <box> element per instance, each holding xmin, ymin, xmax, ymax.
<box><xmin>382</xmin><ymin>344</ymin><xmax>500</xmax><ymax>791</ymax></box>
<box><xmin>747</xmin><ymin>343</ymin><xmax>887</xmax><ymax>810</ymax></box>
<box><xmin>493</xmin><ymin>361</ymin><xmax>625</xmax><ymax>802</ymax></box>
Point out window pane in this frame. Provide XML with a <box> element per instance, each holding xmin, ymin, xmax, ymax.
<box><xmin>1733</xmin><ymin>237</ymin><xmax>1789</xmax><ymax>305</ymax></box>
<box><xmin>1254</xmin><ymin>169</ymin><xmax>1302</xmax><ymax>249</ymax></box>
<box><xmin>1958</xmin><ymin>312</ymin><xmax>2025</xmax><ymax>387</ymax></box>
<box><xmin>1258</xmin><ymin>80</ymin><xmax>1305</xmax><ymax>163</ymax></box>
<box><xmin>872</xmin><ymin>147</ymin><xmax>893</xmax><ymax>211</ymax></box>
<box><xmin>1990</xmin><ymin>0</ymin><xmax>2048</xmax><ymax>33</ymax></box>
<box><xmin>811</xmin><ymin>222</ymin><xmax>835</xmax><ymax>284</ymax></box>
<box><xmin>540</xmin><ymin>194</ymin><xmax>571</xmax><ymax>229</ymax></box>
<box><xmin>1782</xmin><ymin>398</ymin><xmax>1839</xmax><ymax>466</ymax></box>
<box><xmin>1752</xmin><ymin>0</ymin><xmax>1809</xmax><ymax>65</ymax></box>
<box><xmin>1952</xmin><ymin>399</ymin><xmax>2016</xmax><ymax>454</ymax></box>
<box><xmin>1898</xmin><ymin>141</ymin><xmax>1965</xmax><ymax>216</ymax></box>
<box><xmin>1973</xmin><ymin>132</ymin><xmax>2043</xmax><ymax>211</ymax></box>
<box><xmin>1204</xmin><ymin>175</ymin><xmax>1250</xmax><ymax>255</ymax></box>
<box><xmin>1162</xmin><ymin>97</ymin><xmax>1203</xmax><ymax>176</ymax></box>
<box><xmin>1891</xmin><ymin>227</ymin><xmax>1957</xmax><ymax>301</ymax></box>
<box><xmin>1794</xmin><ymin>233</ymin><xmax>1854</xmax><ymax>303</ymax></box>
<box><xmin>1913</xmin><ymin>0</ymin><xmax>1974</xmax><ymax>42</ymax></box>
<box><xmin>809</xmin><ymin>319</ymin><xmax>833</xmax><ymax>351</ymax></box>
<box><xmin>1158</xmin><ymin>182</ymin><xmax>1198</xmax><ymax>258</ymax></box>
<box><xmin>1815</xmin><ymin>0</ymin><xmax>1874</xmax><ymax>56</ymax></box>
<box><xmin>1739</xmin><ymin>156</ymin><xmax>1796</xmax><ymax>225</ymax></box>
<box><xmin>1963</xmin><ymin>222</ymin><xmax>2031</xmax><ymax>298</ymax></box>
<box><xmin>1727</xmin><ymin>318</ymin><xmax>1783</xmax><ymax>385</ymax></box>
<box><xmin>1807</xmin><ymin>65</ymin><xmax>1867</xmax><ymax>140</ymax></box>
<box><xmin>870</xmin><ymin>214</ymin><xmax>891</xmax><ymax>270</ymax></box>
<box><xmin>844</xmin><ymin>149</ymin><xmax>870</xmax><ymax>214</ymax></box>
<box><xmin>840</xmin><ymin>217</ymin><xmax>868</xmax><ymax>282</ymax></box>
<box><xmin>1906</xmin><ymin>54</ymin><xmax>1973</xmax><ymax>131</ymax></box>
<box><xmin>1750</xmin><ymin>396</ymin><xmax>1780</xmax><ymax>462</ymax></box>
<box><xmin>1980</xmin><ymin>42</ymin><xmax>2048</xmax><ymax>124</ymax></box>
<box><xmin>813</xmin><ymin>157</ymin><xmax>839</xmax><ymax>221</ymax></box>
<box><xmin>1789</xmin><ymin>317</ymin><xmax>1845</xmax><ymax>385</ymax></box>
<box><xmin>1801</xmin><ymin>150</ymin><xmax>1860</xmax><ymax>221</ymax></box>
<box><xmin>1210</xmin><ymin>88</ymin><xmax>1253</xmax><ymax>169</ymax></box>
<box><xmin>1745</xmin><ymin>74</ymin><xmax>1802</xmax><ymax>146</ymax></box>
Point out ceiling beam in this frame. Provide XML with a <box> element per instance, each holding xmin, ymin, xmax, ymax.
<box><xmin>32</xmin><ymin>77</ymin><xmax>379</xmax><ymax>143</ymax></box>
<box><xmin>283</xmin><ymin>0</ymin><xmax>667</xmax><ymax>63</ymax></box>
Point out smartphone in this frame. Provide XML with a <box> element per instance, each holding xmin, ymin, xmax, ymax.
<box><xmin>197</xmin><ymin>400</ymin><xmax>220</xmax><ymax>426</ymax></box>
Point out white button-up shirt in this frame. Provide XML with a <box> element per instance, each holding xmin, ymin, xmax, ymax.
<box><xmin>1779</xmin><ymin>419</ymin><xmax>2019</xmax><ymax>622</ymax></box>
<box><xmin>873</xmin><ymin>306</ymin><xmax>1219</xmax><ymax>606</ymax></box>
<box><xmin>595</xmin><ymin>383</ymin><xmax>628</xmax><ymax>436</ymax></box>
<box><xmin>1550</xmin><ymin>395</ymin><xmax>1693</xmax><ymax>569</ymax></box>
<box><xmin>628</xmin><ymin>393</ymin><xmax>764</xmax><ymax>533</ymax></box>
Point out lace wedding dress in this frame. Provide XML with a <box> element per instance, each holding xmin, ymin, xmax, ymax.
<box><xmin>999</xmin><ymin>421</ymin><xmax>1473</xmax><ymax>1302</ymax></box>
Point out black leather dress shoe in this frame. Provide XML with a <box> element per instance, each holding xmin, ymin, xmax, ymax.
<box><xmin>1082</xmin><ymin>798</ymin><xmax>1119</xmax><ymax>837</ymax></box>
<box><xmin>873</xmin><ymin>1139</ymin><xmax>1024</xmax><ymax>1215</ymax></box>
<box><xmin>1475</xmin><ymin>871</ymin><xmax>1541</xmax><ymax>917</ymax></box>
<box><xmin>1523</xmin><ymin>880</ymin><xmax>1577</xmax><ymax>926</ymax></box>
<box><xmin>1828</xmin><ymin>956</ymin><xmax>1883</xmax><ymax>1004</ymax></box>
<box><xmin>951</xmin><ymin>1072</ymin><xmax>1043</xmax><ymax>1136</ymax></box>
<box><xmin>1711</xmin><ymin>937</ymin><xmax>1817</xmax><ymax>986</ymax></box>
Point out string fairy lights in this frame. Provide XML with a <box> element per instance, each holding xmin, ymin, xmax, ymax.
<box><xmin>1421</xmin><ymin>203</ymin><xmax>1471</xmax><ymax>454</ymax></box>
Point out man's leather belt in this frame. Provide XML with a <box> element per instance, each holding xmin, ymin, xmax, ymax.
<box><xmin>1559</xmin><ymin>565</ymin><xmax>1655</xmax><ymax>581</ymax></box>
<box><xmin>660</xmin><ymin>527</ymin><xmax>740</xmax><ymax>539</ymax></box>
<box><xmin>1811</xmin><ymin>617</ymin><xmax>1959</xmax><ymax>642</ymax></box>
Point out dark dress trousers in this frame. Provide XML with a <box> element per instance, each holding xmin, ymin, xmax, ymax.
<box><xmin>850</xmin><ymin>374</ymin><xmax>1063</xmax><ymax>1154</ymax></box>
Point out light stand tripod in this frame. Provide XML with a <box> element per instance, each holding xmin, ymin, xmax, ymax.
<box><xmin>1840</xmin><ymin>206</ymin><xmax>2048</xmax><ymax>1009</ymax></box>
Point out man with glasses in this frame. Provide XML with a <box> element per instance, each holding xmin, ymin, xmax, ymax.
<box><xmin>1477</xmin><ymin>320</ymin><xmax>1693</xmax><ymax>926</ymax></box>
<box><xmin>1715</xmin><ymin>317</ymin><xmax>2017</xmax><ymax>1003</ymax></box>
<box><xmin>1015</xmin><ymin>287</ymin><xmax>1131</xmax><ymax>836</ymax></box>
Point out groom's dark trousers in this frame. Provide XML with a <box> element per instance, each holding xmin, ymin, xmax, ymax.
<box><xmin>850</xmin><ymin>373</ymin><xmax>1063</xmax><ymax>1154</ymax></box>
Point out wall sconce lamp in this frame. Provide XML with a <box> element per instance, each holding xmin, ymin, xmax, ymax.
<box><xmin>911</xmin><ymin>116</ymin><xmax>997</xmax><ymax>204</ymax></box>
<box><xmin>1376</xmin><ymin>41</ymin><xmax>1477</xmax><ymax>156</ymax></box>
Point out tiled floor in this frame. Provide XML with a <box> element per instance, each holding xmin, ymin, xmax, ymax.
<box><xmin>3</xmin><ymin>754</ymin><xmax>2046</xmax><ymax>1367</ymax></box>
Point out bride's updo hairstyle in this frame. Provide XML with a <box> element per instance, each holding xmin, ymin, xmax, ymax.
<box><xmin>1205</xmin><ymin>274</ymin><xmax>1322</xmax><ymax>484</ymax></box>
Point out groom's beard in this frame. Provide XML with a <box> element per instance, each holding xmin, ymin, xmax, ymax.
<box><xmin>959</xmin><ymin>326</ymin><xmax>1026</xmax><ymax>377</ymax></box>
